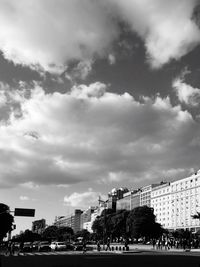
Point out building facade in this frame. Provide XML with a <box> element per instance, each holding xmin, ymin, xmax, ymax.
<box><xmin>116</xmin><ymin>190</ymin><xmax>140</xmax><ymax>211</ymax></box>
<box><xmin>80</xmin><ymin>206</ymin><xmax>96</xmax><ymax>230</ymax></box>
<box><xmin>32</xmin><ymin>219</ymin><xmax>46</xmax><ymax>234</ymax></box>
<box><xmin>54</xmin><ymin>209</ymin><xmax>83</xmax><ymax>233</ymax></box>
<box><xmin>170</xmin><ymin>172</ymin><xmax>200</xmax><ymax>231</ymax></box>
<box><xmin>151</xmin><ymin>171</ymin><xmax>200</xmax><ymax>231</ymax></box>
<box><xmin>151</xmin><ymin>182</ymin><xmax>172</xmax><ymax>229</ymax></box>
<box><xmin>108</xmin><ymin>188</ymin><xmax>129</xmax><ymax>211</ymax></box>
<box><xmin>140</xmin><ymin>184</ymin><xmax>156</xmax><ymax>207</ymax></box>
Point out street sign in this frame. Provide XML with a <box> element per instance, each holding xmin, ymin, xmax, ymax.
<box><xmin>14</xmin><ymin>208</ymin><xmax>35</xmax><ymax>217</ymax></box>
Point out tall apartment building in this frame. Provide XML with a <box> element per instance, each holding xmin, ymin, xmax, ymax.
<box><xmin>116</xmin><ymin>190</ymin><xmax>140</xmax><ymax>211</ymax></box>
<box><xmin>80</xmin><ymin>206</ymin><xmax>96</xmax><ymax>230</ymax></box>
<box><xmin>107</xmin><ymin>188</ymin><xmax>129</xmax><ymax>211</ymax></box>
<box><xmin>54</xmin><ymin>209</ymin><xmax>83</xmax><ymax>233</ymax></box>
<box><xmin>151</xmin><ymin>182</ymin><xmax>172</xmax><ymax>229</ymax></box>
<box><xmin>151</xmin><ymin>171</ymin><xmax>200</xmax><ymax>232</ymax></box>
<box><xmin>116</xmin><ymin>184</ymin><xmax>158</xmax><ymax>211</ymax></box>
<box><xmin>140</xmin><ymin>184</ymin><xmax>159</xmax><ymax>207</ymax></box>
<box><xmin>82</xmin><ymin>204</ymin><xmax>106</xmax><ymax>233</ymax></box>
<box><xmin>170</xmin><ymin>172</ymin><xmax>200</xmax><ymax>231</ymax></box>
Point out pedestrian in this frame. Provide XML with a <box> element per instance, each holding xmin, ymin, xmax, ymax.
<box><xmin>152</xmin><ymin>239</ymin><xmax>156</xmax><ymax>249</ymax></box>
<box><xmin>7</xmin><ymin>242</ymin><xmax>12</xmax><ymax>256</ymax></box>
<box><xmin>19</xmin><ymin>242</ymin><xmax>24</xmax><ymax>255</ymax></box>
<box><xmin>11</xmin><ymin>242</ymin><xmax>15</xmax><ymax>255</ymax></box>
<box><xmin>97</xmin><ymin>240</ymin><xmax>101</xmax><ymax>251</ymax></box>
<box><xmin>82</xmin><ymin>239</ymin><xmax>87</xmax><ymax>253</ymax></box>
<box><xmin>105</xmin><ymin>237</ymin><xmax>111</xmax><ymax>251</ymax></box>
<box><xmin>124</xmin><ymin>238</ymin><xmax>129</xmax><ymax>251</ymax></box>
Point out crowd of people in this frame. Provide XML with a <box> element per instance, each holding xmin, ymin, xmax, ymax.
<box><xmin>152</xmin><ymin>236</ymin><xmax>200</xmax><ymax>250</ymax></box>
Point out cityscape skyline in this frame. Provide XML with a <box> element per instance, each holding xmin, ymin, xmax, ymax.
<box><xmin>0</xmin><ymin>0</ymin><xmax>200</xmax><ymax>235</ymax></box>
<box><xmin>14</xmin><ymin>169</ymin><xmax>200</xmax><ymax>237</ymax></box>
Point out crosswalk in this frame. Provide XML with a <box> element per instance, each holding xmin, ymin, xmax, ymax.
<box><xmin>12</xmin><ymin>251</ymin><xmax>93</xmax><ymax>256</ymax></box>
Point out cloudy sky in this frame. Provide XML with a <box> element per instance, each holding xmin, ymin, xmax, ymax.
<box><xmin>1</xmin><ymin>0</ymin><xmax>200</xmax><ymax>234</ymax></box>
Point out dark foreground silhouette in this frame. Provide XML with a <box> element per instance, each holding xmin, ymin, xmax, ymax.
<box><xmin>1</xmin><ymin>251</ymin><xmax>200</xmax><ymax>267</ymax></box>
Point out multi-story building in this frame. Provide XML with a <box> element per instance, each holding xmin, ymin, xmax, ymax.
<box><xmin>107</xmin><ymin>188</ymin><xmax>129</xmax><ymax>211</ymax></box>
<box><xmin>116</xmin><ymin>190</ymin><xmax>140</xmax><ymax>211</ymax></box>
<box><xmin>80</xmin><ymin>206</ymin><xmax>96</xmax><ymax>230</ymax></box>
<box><xmin>32</xmin><ymin>219</ymin><xmax>46</xmax><ymax>234</ymax></box>
<box><xmin>151</xmin><ymin>182</ymin><xmax>172</xmax><ymax>229</ymax></box>
<box><xmin>130</xmin><ymin>190</ymin><xmax>140</xmax><ymax>209</ymax></box>
<box><xmin>54</xmin><ymin>216</ymin><xmax>69</xmax><ymax>228</ymax></box>
<box><xmin>170</xmin><ymin>171</ymin><xmax>200</xmax><ymax>231</ymax></box>
<box><xmin>151</xmin><ymin>171</ymin><xmax>200</xmax><ymax>232</ymax></box>
<box><xmin>140</xmin><ymin>184</ymin><xmax>161</xmax><ymax>207</ymax></box>
<box><xmin>80</xmin><ymin>203</ymin><xmax>107</xmax><ymax>233</ymax></box>
<box><xmin>54</xmin><ymin>209</ymin><xmax>83</xmax><ymax>233</ymax></box>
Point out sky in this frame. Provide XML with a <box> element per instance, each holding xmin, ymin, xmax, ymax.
<box><xmin>0</xmin><ymin>0</ymin><xmax>200</xmax><ymax>235</ymax></box>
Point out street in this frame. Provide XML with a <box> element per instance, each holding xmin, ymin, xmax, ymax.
<box><xmin>1</xmin><ymin>249</ymin><xmax>200</xmax><ymax>267</ymax></box>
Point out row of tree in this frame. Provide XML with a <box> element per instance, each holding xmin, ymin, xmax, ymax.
<box><xmin>12</xmin><ymin>226</ymin><xmax>75</xmax><ymax>242</ymax></box>
<box><xmin>92</xmin><ymin>206</ymin><xmax>163</xmax><ymax>241</ymax></box>
<box><xmin>2</xmin><ymin>202</ymin><xmax>200</xmax><ymax>243</ymax></box>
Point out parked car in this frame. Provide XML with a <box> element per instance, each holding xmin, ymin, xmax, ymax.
<box><xmin>50</xmin><ymin>242</ymin><xmax>66</xmax><ymax>251</ymax></box>
<box><xmin>22</xmin><ymin>242</ymin><xmax>32</xmax><ymax>252</ymax></box>
<box><xmin>73</xmin><ymin>242</ymin><xmax>84</xmax><ymax>251</ymax></box>
<box><xmin>14</xmin><ymin>242</ymin><xmax>21</xmax><ymax>249</ymax></box>
<box><xmin>38</xmin><ymin>241</ymin><xmax>51</xmax><ymax>252</ymax></box>
<box><xmin>32</xmin><ymin>241</ymin><xmax>40</xmax><ymax>251</ymax></box>
<box><xmin>65</xmin><ymin>242</ymin><xmax>74</xmax><ymax>251</ymax></box>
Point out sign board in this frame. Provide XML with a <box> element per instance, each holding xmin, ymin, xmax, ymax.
<box><xmin>14</xmin><ymin>208</ymin><xmax>35</xmax><ymax>217</ymax></box>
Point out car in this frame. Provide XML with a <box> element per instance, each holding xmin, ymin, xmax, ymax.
<box><xmin>38</xmin><ymin>241</ymin><xmax>51</xmax><ymax>252</ymax></box>
<box><xmin>22</xmin><ymin>242</ymin><xmax>32</xmax><ymax>252</ymax></box>
<box><xmin>13</xmin><ymin>242</ymin><xmax>21</xmax><ymax>249</ymax></box>
<box><xmin>73</xmin><ymin>242</ymin><xmax>84</xmax><ymax>251</ymax></box>
<box><xmin>32</xmin><ymin>241</ymin><xmax>40</xmax><ymax>251</ymax></box>
<box><xmin>65</xmin><ymin>242</ymin><xmax>74</xmax><ymax>251</ymax></box>
<box><xmin>50</xmin><ymin>241</ymin><xmax>66</xmax><ymax>251</ymax></box>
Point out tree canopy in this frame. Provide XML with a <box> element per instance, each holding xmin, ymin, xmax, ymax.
<box><xmin>126</xmin><ymin>206</ymin><xmax>163</xmax><ymax>239</ymax></box>
<box><xmin>0</xmin><ymin>203</ymin><xmax>14</xmax><ymax>241</ymax></box>
<box><xmin>92</xmin><ymin>206</ymin><xmax>163</xmax><ymax>241</ymax></box>
<box><xmin>13</xmin><ymin>229</ymin><xmax>41</xmax><ymax>242</ymax></box>
<box><xmin>42</xmin><ymin>225</ymin><xmax>74</xmax><ymax>241</ymax></box>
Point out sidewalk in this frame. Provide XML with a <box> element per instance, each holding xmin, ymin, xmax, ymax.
<box><xmin>104</xmin><ymin>243</ymin><xmax>200</xmax><ymax>253</ymax></box>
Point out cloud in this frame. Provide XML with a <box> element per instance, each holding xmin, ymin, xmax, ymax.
<box><xmin>19</xmin><ymin>196</ymin><xmax>29</xmax><ymax>201</ymax></box>
<box><xmin>0</xmin><ymin>81</ymin><xmax>200</xmax><ymax>188</ymax></box>
<box><xmin>65</xmin><ymin>60</ymin><xmax>93</xmax><ymax>82</ymax></box>
<box><xmin>64</xmin><ymin>189</ymin><xmax>106</xmax><ymax>208</ymax></box>
<box><xmin>0</xmin><ymin>1</ymin><xmax>198</xmax><ymax>72</ymax></box>
<box><xmin>0</xmin><ymin>0</ymin><xmax>118</xmax><ymax>72</ymax></box>
<box><xmin>108</xmin><ymin>54</ymin><xmax>116</xmax><ymax>65</ymax></box>
<box><xmin>107</xmin><ymin>0</ymin><xmax>200</xmax><ymax>68</ymax></box>
<box><xmin>173</xmin><ymin>77</ymin><xmax>200</xmax><ymax>107</ymax></box>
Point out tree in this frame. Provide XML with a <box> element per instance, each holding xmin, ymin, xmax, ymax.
<box><xmin>57</xmin><ymin>227</ymin><xmax>74</xmax><ymax>241</ymax></box>
<box><xmin>126</xmin><ymin>206</ymin><xmax>163</xmax><ymax>240</ymax></box>
<box><xmin>110</xmin><ymin>210</ymin><xmax>129</xmax><ymax>240</ymax></box>
<box><xmin>92</xmin><ymin>209</ymin><xmax>129</xmax><ymax>241</ymax></box>
<box><xmin>42</xmin><ymin>225</ymin><xmax>74</xmax><ymax>241</ymax></box>
<box><xmin>0</xmin><ymin>203</ymin><xmax>14</xmax><ymax>241</ymax></box>
<box><xmin>42</xmin><ymin>225</ymin><xmax>58</xmax><ymax>241</ymax></box>
<box><xmin>14</xmin><ymin>229</ymin><xmax>41</xmax><ymax>242</ymax></box>
<box><xmin>75</xmin><ymin>229</ymin><xmax>90</xmax><ymax>241</ymax></box>
<box><xmin>92</xmin><ymin>209</ymin><xmax>115</xmax><ymax>241</ymax></box>
<box><xmin>92</xmin><ymin>216</ymin><xmax>104</xmax><ymax>239</ymax></box>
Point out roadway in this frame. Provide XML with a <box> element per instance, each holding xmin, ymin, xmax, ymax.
<box><xmin>1</xmin><ymin>249</ymin><xmax>200</xmax><ymax>267</ymax></box>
